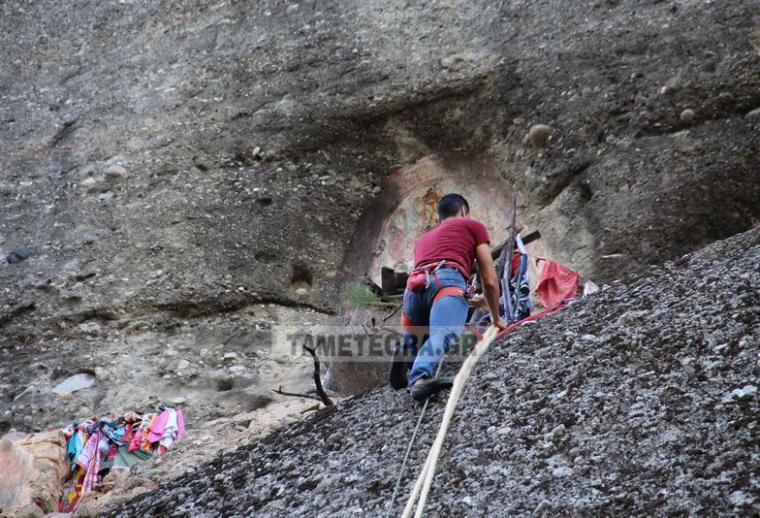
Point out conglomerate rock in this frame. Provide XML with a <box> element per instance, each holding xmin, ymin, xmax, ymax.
<box><xmin>0</xmin><ymin>0</ymin><xmax>760</xmax><ymax>431</ymax></box>
<box><xmin>2</xmin><ymin>0</ymin><xmax>757</xmax><ymax>326</ymax></box>
<box><xmin>0</xmin><ymin>431</ymin><xmax>67</xmax><ymax>515</ymax></box>
<box><xmin>0</xmin><ymin>0</ymin><xmax>758</xmax><ymax>495</ymax></box>
<box><xmin>107</xmin><ymin>227</ymin><xmax>759</xmax><ymax>516</ymax></box>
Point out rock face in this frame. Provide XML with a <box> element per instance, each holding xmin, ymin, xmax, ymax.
<box><xmin>107</xmin><ymin>227</ymin><xmax>760</xmax><ymax>516</ymax></box>
<box><xmin>0</xmin><ymin>431</ymin><xmax>67</xmax><ymax>515</ymax></box>
<box><xmin>0</xmin><ymin>302</ymin><xmax>323</xmax><ymax>436</ymax></box>
<box><xmin>0</xmin><ymin>0</ymin><xmax>758</xmax><ymax>452</ymax></box>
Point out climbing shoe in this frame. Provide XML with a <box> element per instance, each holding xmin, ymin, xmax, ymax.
<box><xmin>409</xmin><ymin>377</ymin><xmax>454</xmax><ymax>402</ymax></box>
<box><xmin>389</xmin><ymin>342</ymin><xmax>410</xmax><ymax>390</ymax></box>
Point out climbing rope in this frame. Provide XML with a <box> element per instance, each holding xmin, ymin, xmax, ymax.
<box><xmin>385</xmin><ymin>360</ymin><xmax>444</xmax><ymax>518</ymax></box>
<box><xmin>385</xmin><ymin>326</ymin><xmax>499</xmax><ymax>517</ymax></box>
<box><xmin>387</xmin><ymin>241</ymin><xmax>571</xmax><ymax>515</ymax></box>
<box><xmin>401</xmin><ymin>326</ymin><xmax>499</xmax><ymax>518</ymax></box>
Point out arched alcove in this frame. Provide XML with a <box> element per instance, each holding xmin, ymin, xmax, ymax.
<box><xmin>343</xmin><ymin>154</ymin><xmax>551</xmax><ymax>291</ymax></box>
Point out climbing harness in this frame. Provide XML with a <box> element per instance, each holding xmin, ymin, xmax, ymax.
<box><xmin>401</xmin><ymin>260</ymin><xmax>469</xmax><ymax>332</ymax></box>
<box><xmin>406</xmin><ymin>259</ymin><xmax>468</xmax><ymax>293</ymax></box>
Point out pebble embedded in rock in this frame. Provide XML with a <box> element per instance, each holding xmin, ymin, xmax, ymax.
<box><xmin>725</xmin><ymin>385</ymin><xmax>756</xmax><ymax>402</ymax></box>
<box><xmin>440</xmin><ymin>51</ymin><xmax>476</xmax><ymax>70</ymax></box>
<box><xmin>545</xmin><ymin>424</ymin><xmax>566</xmax><ymax>442</ymax></box>
<box><xmin>6</xmin><ymin>248</ymin><xmax>36</xmax><ymax>264</ymax></box>
<box><xmin>80</xmin><ymin>177</ymin><xmax>97</xmax><ymax>188</ymax></box>
<box><xmin>551</xmin><ymin>466</ymin><xmax>573</xmax><ymax>478</ymax></box>
<box><xmin>82</xmin><ymin>233</ymin><xmax>99</xmax><ymax>244</ymax></box>
<box><xmin>728</xmin><ymin>490</ymin><xmax>754</xmax><ymax>507</ymax></box>
<box><xmin>679</xmin><ymin>109</ymin><xmax>695</xmax><ymax>124</ymax></box>
<box><xmin>660</xmin><ymin>75</ymin><xmax>681</xmax><ymax>96</ymax></box>
<box><xmin>461</xmin><ymin>495</ymin><xmax>476</xmax><ymax>507</ymax></box>
<box><xmin>228</xmin><ymin>365</ymin><xmax>247</xmax><ymax>376</ymax></box>
<box><xmin>745</xmin><ymin>107</ymin><xmax>760</xmax><ymax>120</ymax></box>
<box><xmin>524</xmin><ymin>124</ymin><xmax>553</xmax><ymax>147</ymax></box>
<box><xmin>104</xmin><ymin>165</ymin><xmax>128</xmax><ymax>181</ymax></box>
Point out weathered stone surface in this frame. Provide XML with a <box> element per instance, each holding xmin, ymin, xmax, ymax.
<box><xmin>51</xmin><ymin>372</ymin><xmax>96</xmax><ymax>396</ymax></box>
<box><xmin>0</xmin><ymin>0</ymin><xmax>758</xmax><ymax>499</ymax></box>
<box><xmin>0</xmin><ymin>0</ymin><xmax>760</xmax><ymax>511</ymax></box>
<box><xmin>106</xmin><ymin>227</ymin><xmax>760</xmax><ymax>516</ymax></box>
<box><xmin>0</xmin><ymin>431</ymin><xmax>67</xmax><ymax>515</ymax></box>
<box><xmin>523</xmin><ymin>124</ymin><xmax>554</xmax><ymax>147</ymax></box>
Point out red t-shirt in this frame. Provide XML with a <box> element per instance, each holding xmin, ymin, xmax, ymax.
<box><xmin>414</xmin><ymin>218</ymin><xmax>490</xmax><ymax>277</ymax></box>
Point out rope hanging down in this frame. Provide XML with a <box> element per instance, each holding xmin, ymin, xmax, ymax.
<box><xmin>384</xmin><ymin>359</ymin><xmax>444</xmax><ymax>518</ymax></box>
<box><xmin>401</xmin><ymin>326</ymin><xmax>499</xmax><ymax>518</ymax></box>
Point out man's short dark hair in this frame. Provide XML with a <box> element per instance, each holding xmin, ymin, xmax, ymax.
<box><xmin>438</xmin><ymin>193</ymin><xmax>470</xmax><ymax>219</ymax></box>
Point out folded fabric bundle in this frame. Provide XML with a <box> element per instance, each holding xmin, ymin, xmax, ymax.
<box><xmin>59</xmin><ymin>404</ymin><xmax>187</xmax><ymax>513</ymax></box>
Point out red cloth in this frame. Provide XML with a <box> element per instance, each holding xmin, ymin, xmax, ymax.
<box><xmin>122</xmin><ymin>423</ymin><xmax>133</xmax><ymax>443</ymax></box>
<box><xmin>511</xmin><ymin>252</ymin><xmax>521</xmax><ymax>275</ymax></box>
<box><xmin>128</xmin><ymin>427</ymin><xmax>143</xmax><ymax>453</ymax></box>
<box><xmin>414</xmin><ymin>218</ymin><xmax>490</xmax><ymax>277</ymax></box>
<box><xmin>535</xmin><ymin>259</ymin><xmax>579</xmax><ymax>310</ymax></box>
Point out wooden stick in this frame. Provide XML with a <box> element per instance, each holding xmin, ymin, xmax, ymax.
<box><xmin>272</xmin><ymin>340</ymin><xmax>334</xmax><ymax>407</ymax></box>
<box><xmin>304</xmin><ymin>340</ymin><xmax>334</xmax><ymax>407</ymax></box>
<box><xmin>271</xmin><ymin>386</ymin><xmax>322</xmax><ymax>402</ymax></box>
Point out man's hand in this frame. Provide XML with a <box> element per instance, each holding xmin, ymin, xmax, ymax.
<box><xmin>475</xmin><ymin>243</ymin><xmax>505</xmax><ymax>328</ymax></box>
<box><xmin>474</xmin><ymin>243</ymin><xmax>509</xmax><ymax>332</ymax></box>
<box><xmin>491</xmin><ymin>317</ymin><xmax>508</xmax><ymax>331</ymax></box>
<box><xmin>467</xmin><ymin>293</ymin><xmax>486</xmax><ymax>308</ymax></box>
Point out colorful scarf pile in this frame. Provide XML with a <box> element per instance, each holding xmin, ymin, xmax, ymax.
<box><xmin>59</xmin><ymin>406</ymin><xmax>185</xmax><ymax>512</ymax></box>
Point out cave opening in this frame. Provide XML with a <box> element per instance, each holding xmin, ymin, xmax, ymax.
<box><xmin>342</xmin><ymin>153</ymin><xmax>550</xmax><ymax>292</ymax></box>
<box><xmin>290</xmin><ymin>262</ymin><xmax>314</xmax><ymax>294</ymax></box>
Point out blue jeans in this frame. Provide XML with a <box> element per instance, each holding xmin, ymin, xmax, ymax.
<box><xmin>401</xmin><ymin>267</ymin><xmax>468</xmax><ymax>385</ymax></box>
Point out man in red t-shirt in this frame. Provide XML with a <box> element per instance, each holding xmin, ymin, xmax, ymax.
<box><xmin>390</xmin><ymin>193</ymin><xmax>507</xmax><ymax>401</ymax></box>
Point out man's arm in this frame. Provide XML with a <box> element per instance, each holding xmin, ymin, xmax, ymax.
<box><xmin>474</xmin><ymin>243</ymin><xmax>508</xmax><ymax>330</ymax></box>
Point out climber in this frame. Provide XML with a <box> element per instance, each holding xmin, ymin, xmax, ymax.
<box><xmin>390</xmin><ymin>193</ymin><xmax>507</xmax><ymax>402</ymax></box>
